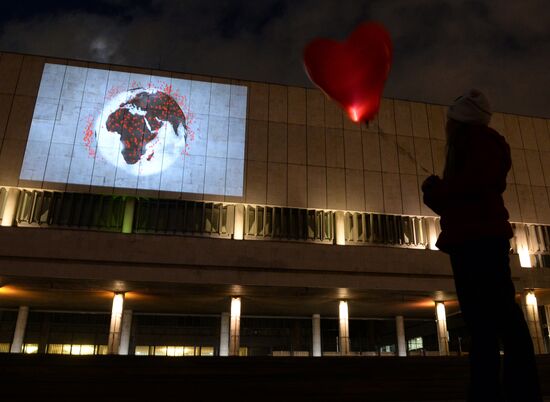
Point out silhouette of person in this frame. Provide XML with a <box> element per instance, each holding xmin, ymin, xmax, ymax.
<box><xmin>421</xmin><ymin>89</ymin><xmax>542</xmax><ymax>402</ymax></box>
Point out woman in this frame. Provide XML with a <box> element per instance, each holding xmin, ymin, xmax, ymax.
<box><xmin>421</xmin><ymin>89</ymin><xmax>542</xmax><ymax>402</ymax></box>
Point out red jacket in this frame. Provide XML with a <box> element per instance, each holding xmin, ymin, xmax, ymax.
<box><xmin>422</xmin><ymin>125</ymin><xmax>513</xmax><ymax>253</ymax></box>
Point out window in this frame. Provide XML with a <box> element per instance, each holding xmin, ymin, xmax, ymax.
<box><xmin>379</xmin><ymin>344</ymin><xmax>395</xmax><ymax>353</ymax></box>
<box><xmin>47</xmin><ymin>344</ymin><xmax>107</xmax><ymax>355</ymax></box>
<box><xmin>407</xmin><ymin>337</ymin><xmax>423</xmax><ymax>351</ymax></box>
<box><xmin>134</xmin><ymin>345</ymin><xmax>213</xmax><ymax>356</ymax></box>
<box><xmin>23</xmin><ymin>343</ymin><xmax>39</xmax><ymax>354</ymax></box>
<box><xmin>0</xmin><ymin>343</ymin><xmax>10</xmax><ymax>353</ymax></box>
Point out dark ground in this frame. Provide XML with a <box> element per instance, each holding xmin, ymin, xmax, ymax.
<box><xmin>1</xmin><ymin>354</ymin><xmax>549</xmax><ymax>401</ymax></box>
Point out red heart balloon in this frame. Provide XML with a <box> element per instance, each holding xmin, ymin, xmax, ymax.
<box><xmin>303</xmin><ymin>22</ymin><xmax>393</xmax><ymax>123</ymax></box>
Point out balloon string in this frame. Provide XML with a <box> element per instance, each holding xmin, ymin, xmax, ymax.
<box><xmin>378</xmin><ymin>131</ymin><xmax>435</xmax><ymax>176</ymax></box>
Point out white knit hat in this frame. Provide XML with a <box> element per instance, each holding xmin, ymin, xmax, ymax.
<box><xmin>447</xmin><ymin>89</ymin><xmax>491</xmax><ymax>125</ymax></box>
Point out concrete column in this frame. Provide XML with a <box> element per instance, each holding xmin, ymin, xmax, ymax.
<box><xmin>312</xmin><ymin>314</ymin><xmax>321</xmax><ymax>357</ymax></box>
<box><xmin>395</xmin><ymin>315</ymin><xmax>407</xmax><ymax>357</ymax></box>
<box><xmin>335</xmin><ymin>211</ymin><xmax>345</xmax><ymax>245</ymax></box>
<box><xmin>10</xmin><ymin>306</ymin><xmax>29</xmax><ymax>353</ymax></box>
<box><xmin>435</xmin><ymin>302</ymin><xmax>449</xmax><ymax>356</ymax></box>
<box><xmin>339</xmin><ymin>301</ymin><xmax>350</xmax><ymax>355</ymax></box>
<box><xmin>229</xmin><ymin>297</ymin><xmax>241</xmax><ymax>356</ymax></box>
<box><xmin>122</xmin><ymin>198</ymin><xmax>135</xmax><ymax>234</ymax></box>
<box><xmin>1</xmin><ymin>188</ymin><xmax>21</xmax><ymax>227</ymax></box>
<box><xmin>523</xmin><ymin>291</ymin><xmax>545</xmax><ymax>354</ymax></box>
<box><xmin>118</xmin><ymin>310</ymin><xmax>133</xmax><ymax>355</ymax></box>
<box><xmin>107</xmin><ymin>293</ymin><xmax>124</xmax><ymax>355</ymax></box>
<box><xmin>219</xmin><ymin>312</ymin><xmax>230</xmax><ymax>356</ymax></box>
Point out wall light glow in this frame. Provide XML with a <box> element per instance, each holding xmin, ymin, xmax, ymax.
<box><xmin>231</xmin><ymin>297</ymin><xmax>241</xmax><ymax>318</ymax></box>
<box><xmin>339</xmin><ymin>300</ymin><xmax>349</xmax><ymax>320</ymax></box>
<box><xmin>436</xmin><ymin>302</ymin><xmax>446</xmax><ymax>321</ymax></box>
<box><xmin>525</xmin><ymin>291</ymin><xmax>537</xmax><ymax>306</ymax></box>
<box><xmin>111</xmin><ymin>293</ymin><xmax>124</xmax><ymax>316</ymax></box>
<box><xmin>518</xmin><ymin>249</ymin><xmax>532</xmax><ymax>268</ymax></box>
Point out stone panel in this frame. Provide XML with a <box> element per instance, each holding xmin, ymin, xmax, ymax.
<box><xmin>287</xmin><ymin>124</ymin><xmax>307</xmax><ymax>165</ymax></box>
<box><xmin>533</xmin><ymin>118</ymin><xmax>550</xmax><ymax>151</ymax></box>
<box><xmin>524</xmin><ymin>150</ymin><xmax>544</xmax><ymax>187</ymax></box>
<box><xmin>362</xmin><ymin>132</ymin><xmax>381</xmax><ymax>172</ymax></box>
<box><xmin>345</xmin><ymin>168</ymin><xmax>365</xmax><ymax>211</ymax></box>
<box><xmin>516</xmin><ymin>184</ymin><xmax>537</xmax><ymax>223</ymax></box>
<box><xmin>431</xmin><ymin>139</ymin><xmax>446</xmax><ymax>176</ymax></box>
<box><xmin>410</xmin><ymin>102</ymin><xmax>430</xmax><ymax>138</ymax></box>
<box><xmin>324</xmin><ymin>98</ymin><xmax>343</xmax><ymax>129</ymax></box>
<box><xmin>400</xmin><ymin>174</ymin><xmax>421</xmax><ymax>216</ymax></box>
<box><xmin>268</xmin><ymin>84</ymin><xmax>287</xmax><ymax>123</ymax></box>
<box><xmin>396</xmin><ymin>136</ymin><xmax>416</xmax><ymax>175</ymax></box>
<box><xmin>268</xmin><ymin>122</ymin><xmax>287</xmax><ymax>163</ymax></box>
<box><xmin>16</xmin><ymin>55</ymin><xmax>45</xmax><ymax>97</ymax></box>
<box><xmin>0</xmin><ymin>53</ymin><xmax>23</xmax><ymax>94</ymax></box>
<box><xmin>510</xmin><ymin>148</ymin><xmax>530</xmax><ymax>185</ymax></box>
<box><xmin>344</xmin><ymin>129</ymin><xmax>363</xmax><ymax>170</ymax></box>
<box><xmin>287</xmin><ymin>164</ymin><xmax>307</xmax><ymax>208</ymax></box>
<box><xmin>326</xmin><ymin>167</ymin><xmax>346</xmax><ymax>210</ymax></box>
<box><xmin>427</xmin><ymin>104</ymin><xmax>446</xmax><ymax>140</ymax></box>
<box><xmin>287</xmin><ymin>86</ymin><xmax>306</xmax><ymax>125</ymax></box>
<box><xmin>382</xmin><ymin>172</ymin><xmax>402</xmax><ymax>214</ymax></box>
<box><xmin>248</xmin><ymin>82</ymin><xmax>268</xmax><ymax>121</ymax></box>
<box><xmin>540</xmin><ymin>151</ymin><xmax>550</xmax><ymax>186</ymax></box>
<box><xmin>503</xmin><ymin>184</ymin><xmax>521</xmax><ymax>222</ymax></box>
<box><xmin>307</xmin><ymin>125</ymin><xmax>325</xmax><ymax>166</ymax></box>
<box><xmin>489</xmin><ymin>112</ymin><xmax>506</xmax><ymax>134</ymax></box>
<box><xmin>325</xmin><ymin>128</ymin><xmax>345</xmax><ymax>168</ymax></box>
<box><xmin>0</xmin><ymin>139</ymin><xmax>26</xmax><ymax>186</ymax></box>
<box><xmin>245</xmin><ymin>160</ymin><xmax>267</xmax><ymax>204</ymax></box>
<box><xmin>532</xmin><ymin>186</ymin><xmax>550</xmax><ymax>224</ymax></box>
<box><xmin>0</xmin><ymin>94</ymin><xmax>13</xmax><ymax>143</ymax></box>
<box><xmin>306</xmin><ymin>89</ymin><xmax>324</xmax><ymax>127</ymax></box>
<box><xmin>380</xmin><ymin>133</ymin><xmax>399</xmax><ymax>173</ymax></box>
<box><xmin>246</xmin><ymin>120</ymin><xmax>268</xmax><ymax>162</ymax></box>
<box><xmin>364</xmin><ymin>171</ymin><xmax>384</xmax><ymax>213</ymax></box>
<box><xmin>394</xmin><ymin>100</ymin><xmax>412</xmax><ymax>137</ymax></box>
<box><xmin>413</xmin><ymin>138</ymin><xmax>434</xmax><ymax>176</ymax></box>
<box><xmin>518</xmin><ymin>116</ymin><xmax>538</xmax><ymax>150</ymax></box>
<box><xmin>4</xmin><ymin>95</ymin><xmax>35</xmax><ymax>141</ymax></box>
<box><xmin>307</xmin><ymin>166</ymin><xmax>327</xmax><ymax>209</ymax></box>
<box><xmin>267</xmin><ymin>162</ymin><xmax>287</xmax><ymax>206</ymax></box>
<box><xmin>503</xmin><ymin>114</ymin><xmax>524</xmax><ymax>149</ymax></box>
<box><xmin>378</xmin><ymin>98</ymin><xmax>395</xmax><ymax>135</ymax></box>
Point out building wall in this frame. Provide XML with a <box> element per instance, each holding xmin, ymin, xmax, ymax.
<box><xmin>1</xmin><ymin>52</ymin><xmax>550</xmax><ymax>224</ymax></box>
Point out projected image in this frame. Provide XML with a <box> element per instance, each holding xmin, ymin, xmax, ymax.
<box><xmin>20</xmin><ymin>64</ymin><xmax>248</xmax><ymax>196</ymax></box>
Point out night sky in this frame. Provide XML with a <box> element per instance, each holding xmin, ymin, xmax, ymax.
<box><xmin>1</xmin><ymin>0</ymin><xmax>549</xmax><ymax>118</ymax></box>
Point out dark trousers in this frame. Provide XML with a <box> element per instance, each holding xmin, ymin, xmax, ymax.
<box><xmin>448</xmin><ymin>237</ymin><xmax>542</xmax><ymax>402</ymax></box>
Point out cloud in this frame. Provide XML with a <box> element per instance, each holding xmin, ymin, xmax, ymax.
<box><xmin>0</xmin><ymin>0</ymin><xmax>548</xmax><ymax>118</ymax></box>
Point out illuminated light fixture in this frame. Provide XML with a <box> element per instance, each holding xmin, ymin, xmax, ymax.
<box><xmin>335</xmin><ymin>211</ymin><xmax>345</xmax><ymax>245</ymax></box>
<box><xmin>436</xmin><ymin>301</ymin><xmax>446</xmax><ymax>321</ymax></box>
<box><xmin>233</xmin><ymin>205</ymin><xmax>244</xmax><ymax>240</ymax></box>
<box><xmin>111</xmin><ymin>293</ymin><xmax>124</xmax><ymax>316</ymax></box>
<box><xmin>339</xmin><ymin>300</ymin><xmax>349</xmax><ymax>320</ymax></box>
<box><xmin>525</xmin><ymin>291</ymin><xmax>537</xmax><ymax>306</ymax></box>
<box><xmin>518</xmin><ymin>249</ymin><xmax>532</xmax><ymax>268</ymax></box>
<box><xmin>1</xmin><ymin>188</ymin><xmax>21</xmax><ymax>227</ymax></box>
<box><xmin>231</xmin><ymin>297</ymin><xmax>241</xmax><ymax>318</ymax></box>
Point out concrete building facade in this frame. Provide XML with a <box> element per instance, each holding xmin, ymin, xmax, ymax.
<box><xmin>0</xmin><ymin>51</ymin><xmax>549</xmax><ymax>357</ymax></box>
